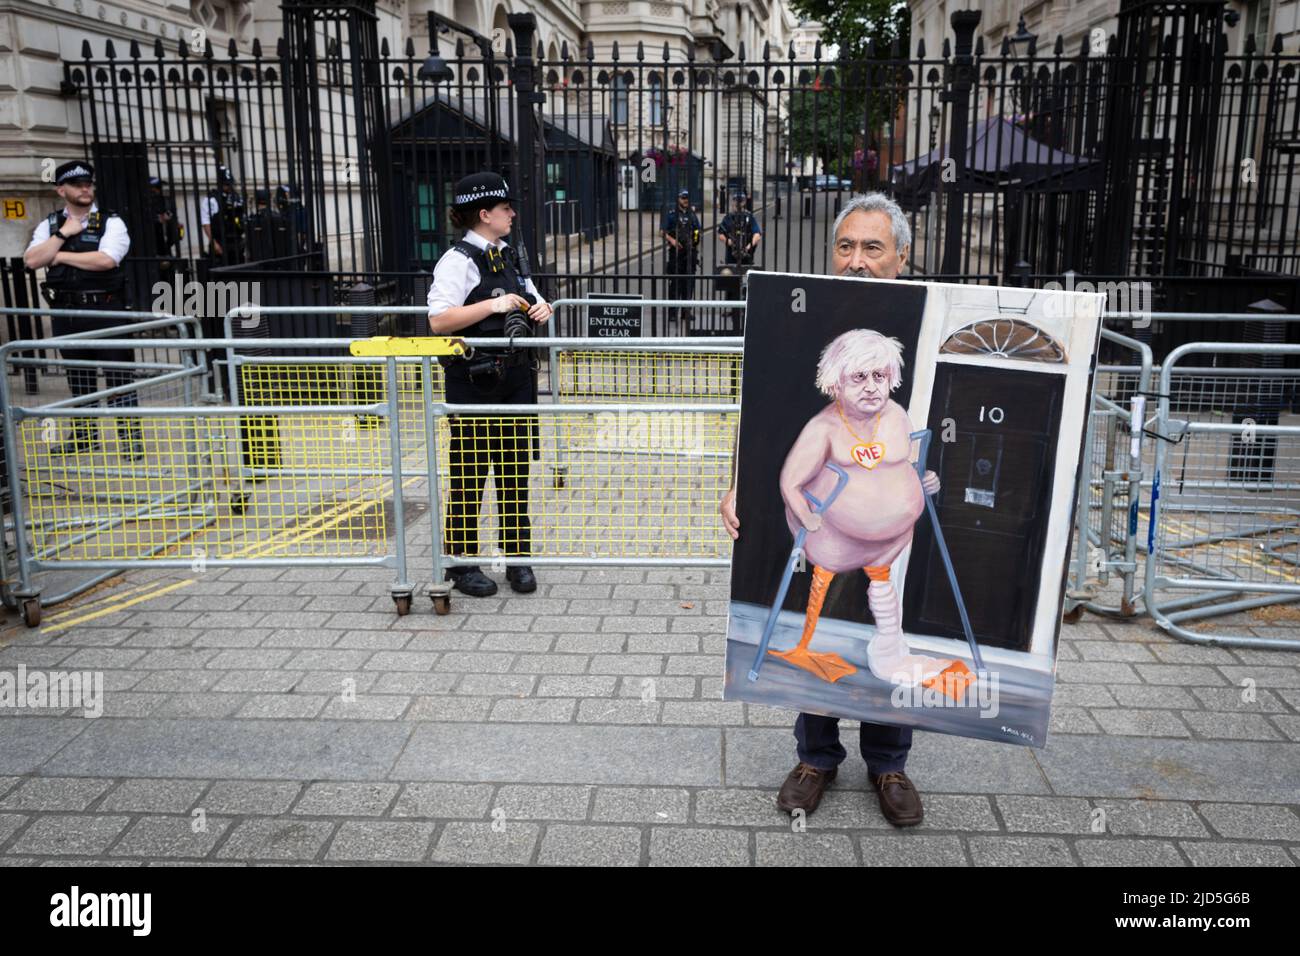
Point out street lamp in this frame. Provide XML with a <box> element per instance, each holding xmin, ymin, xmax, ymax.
<box><xmin>420</xmin><ymin>12</ymin><xmax>501</xmax><ymax>172</ymax></box>
<box><xmin>1007</xmin><ymin>14</ymin><xmax>1037</xmax><ymax>119</ymax></box>
<box><xmin>1008</xmin><ymin>14</ymin><xmax>1036</xmax><ymax>50</ymax></box>
<box><xmin>417</xmin><ymin>43</ymin><xmax>455</xmax><ymax>84</ymax></box>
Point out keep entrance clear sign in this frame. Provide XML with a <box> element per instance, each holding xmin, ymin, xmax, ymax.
<box><xmin>587</xmin><ymin>293</ymin><xmax>643</xmax><ymax>337</ymax></box>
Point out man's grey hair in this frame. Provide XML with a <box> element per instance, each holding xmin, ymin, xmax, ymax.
<box><xmin>830</xmin><ymin>191</ymin><xmax>912</xmax><ymax>253</ymax></box>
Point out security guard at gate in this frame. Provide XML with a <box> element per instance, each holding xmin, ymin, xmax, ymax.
<box><xmin>147</xmin><ymin>175</ymin><xmax>183</xmax><ymax>282</ymax></box>
<box><xmin>202</xmin><ymin>165</ymin><xmax>245</xmax><ymax>264</ymax></box>
<box><xmin>245</xmin><ymin>187</ymin><xmax>275</xmax><ymax>261</ymax></box>
<box><xmin>718</xmin><ymin>191</ymin><xmax>761</xmax><ymax>301</ymax></box>
<box><xmin>426</xmin><ymin>172</ymin><xmax>553</xmax><ymax>597</ymax></box>
<box><xmin>23</xmin><ymin>160</ymin><xmax>142</xmax><ymax>459</ymax></box>
<box><xmin>660</xmin><ymin>188</ymin><xmax>701</xmax><ymax>328</ymax></box>
<box><xmin>273</xmin><ymin>185</ymin><xmax>302</xmax><ymax>258</ymax></box>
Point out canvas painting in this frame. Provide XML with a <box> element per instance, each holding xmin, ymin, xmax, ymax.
<box><xmin>723</xmin><ymin>272</ymin><xmax>1104</xmax><ymax>748</ymax></box>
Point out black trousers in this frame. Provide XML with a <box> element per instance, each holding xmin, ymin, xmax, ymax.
<box><xmin>443</xmin><ymin>360</ymin><xmax>536</xmax><ymax>558</ymax></box>
<box><xmin>51</xmin><ymin>303</ymin><xmax>140</xmax><ymax>437</ymax></box>
<box><xmin>665</xmin><ymin>252</ymin><xmax>696</xmax><ymax>303</ymax></box>
<box><xmin>795</xmin><ymin>713</ymin><xmax>912</xmax><ymax>776</ymax></box>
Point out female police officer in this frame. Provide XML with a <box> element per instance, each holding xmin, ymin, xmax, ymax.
<box><xmin>427</xmin><ymin>173</ymin><xmax>553</xmax><ymax>597</ymax></box>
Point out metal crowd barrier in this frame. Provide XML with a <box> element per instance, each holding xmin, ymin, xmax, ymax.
<box><xmin>1</xmin><ymin>308</ymin><xmax>205</xmax><ymax>621</ymax></box>
<box><xmin>1146</xmin><ymin>341</ymin><xmax>1300</xmax><ymax>650</ymax></box>
<box><xmin>8</xmin><ymin>302</ymin><xmax>1300</xmax><ymax>648</ymax></box>
<box><xmin>1065</xmin><ymin>327</ymin><xmax>1154</xmax><ymax>619</ymax></box>
<box><xmin>219</xmin><ymin>299</ymin><xmax>742</xmax><ymax>536</ymax></box>
<box><xmin>1</xmin><ymin>302</ymin><xmax>742</xmax><ymax>624</ymax></box>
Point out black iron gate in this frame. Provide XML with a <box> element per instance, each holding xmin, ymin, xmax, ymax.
<box><xmin>4</xmin><ymin>3</ymin><xmax>1293</xmax><ymax>342</ymax></box>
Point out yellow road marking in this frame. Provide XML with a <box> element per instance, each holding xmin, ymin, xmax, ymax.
<box><xmin>41</xmin><ymin>578</ymin><xmax>175</xmax><ymax>623</ymax></box>
<box><xmin>234</xmin><ymin>475</ymin><xmax>420</xmax><ymax>557</ymax></box>
<box><xmin>41</xmin><ymin>579</ymin><xmax>196</xmax><ymax>635</ymax></box>
<box><xmin>1161</xmin><ymin>515</ymin><xmax>1299</xmax><ymax>583</ymax></box>
<box><xmin>46</xmin><ymin>476</ymin><xmax>414</xmax><ymax>633</ymax></box>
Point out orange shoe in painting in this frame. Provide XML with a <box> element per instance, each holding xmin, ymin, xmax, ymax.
<box><xmin>767</xmin><ymin>564</ymin><xmax>859</xmax><ymax>683</ymax></box>
<box><xmin>768</xmin><ymin>645</ymin><xmax>858</xmax><ymax>683</ymax></box>
<box><xmin>922</xmin><ymin>659</ymin><xmax>976</xmax><ymax>701</ymax></box>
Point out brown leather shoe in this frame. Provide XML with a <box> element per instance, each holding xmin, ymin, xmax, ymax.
<box><xmin>869</xmin><ymin>770</ymin><xmax>924</xmax><ymax>827</ymax></box>
<box><xmin>776</xmin><ymin>762</ymin><xmax>837</xmax><ymax>815</ymax></box>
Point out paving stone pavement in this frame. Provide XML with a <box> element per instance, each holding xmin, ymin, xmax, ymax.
<box><xmin>1</xmin><ymin>562</ymin><xmax>1298</xmax><ymax>866</ymax></box>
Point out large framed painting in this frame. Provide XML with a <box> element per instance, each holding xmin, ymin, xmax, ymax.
<box><xmin>723</xmin><ymin>272</ymin><xmax>1104</xmax><ymax>748</ymax></box>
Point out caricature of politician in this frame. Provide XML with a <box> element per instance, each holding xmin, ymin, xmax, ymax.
<box><xmin>772</xmin><ymin>329</ymin><xmax>966</xmax><ymax>687</ymax></box>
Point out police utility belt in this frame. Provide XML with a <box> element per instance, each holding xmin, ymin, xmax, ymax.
<box><xmin>41</xmin><ymin>287</ymin><xmax>123</xmax><ymax>307</ymax></box>
<box><xmin>446</xmin><ymin>346</ymin><xmax>532</xmax><ymax>370</ymax></box>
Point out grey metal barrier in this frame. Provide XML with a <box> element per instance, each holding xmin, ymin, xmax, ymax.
<box><xmin>1066</xmin><ymin>327</ymin><xmax>1155</xmax><ymax>619</ymax></box>
<box><xmin>1</xmin><ymin>331</ymin><xmax>415</xmax><ymax>626</ymax></box>
<box><xmin>1147</xmin><ymin>341</ymin><xmax>1300</xmax><ymax>650</ymax></box>
<box><xmin>2</xmin><ymin>318</ymin><xmax>743</xmax><ymax>625</ymax></box>
<box><xmin>0</xmin><ymin>308</ymin><xmax>206</xmax><ymax>619</ymax></box>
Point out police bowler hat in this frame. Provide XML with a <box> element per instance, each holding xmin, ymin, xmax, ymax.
<box><xmin>452</xmin><ymin>172</ymin><xmax>518</xmax><ymax>209</ymax></box>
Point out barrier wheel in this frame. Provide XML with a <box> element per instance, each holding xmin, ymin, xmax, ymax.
<box><xmin>22</xmin><ymin>598</ymin><xmax>41</xmax><ymax>628</ymax></box>
<box><xmin>553</xmin><ymin>473</ymin><xmax>566</xmax><ymax>490</ymax></box>
<box><xmin>432</xmin><ymin>594</ymin><xmax>451</xmax><ymax>615</ymax></box>
<box><xmin>393</xmin><ymin>593</ymin><xmax>412</xmax><ymax>616</ymax></box>
<box><xmin>1062</xmin><ymin>604</ymin><xmax>1084</xmax><ymax>625</ymax></box>
<box><xmin>230</xmin><ymin>491</ymin><xmax>249</xmax><ymax>516</ymax></box>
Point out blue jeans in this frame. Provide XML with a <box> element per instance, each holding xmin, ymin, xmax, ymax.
<box><xmin>795</xmin><ymin>713</ymin><xmax>912</xmax><ymax>776</ymax></box>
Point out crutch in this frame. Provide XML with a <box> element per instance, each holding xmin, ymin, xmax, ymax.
<box><xmin>748</xmin><ymin>462</ymin><xmax>850</xmax><ymax>681</ymax></box>
<box><xmin>910</xmin><ymin>429</ymin><xmax>986</xmax><ymax>672</ymax></box>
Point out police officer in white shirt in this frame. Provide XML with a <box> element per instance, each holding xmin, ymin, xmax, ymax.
<box><xmin>427</xmin><ymin>172</ymin><xmax>553</xmax><ymax>597</ymax></box>
<box><xmin>201</xmin><ymin>166</ymin><xmax>245</xmax><ymax>264</ymax></box>
<box><xmin>23</xmin><ymin>160</ymin><xmax>141</xmax><ymax>459</ymax></box>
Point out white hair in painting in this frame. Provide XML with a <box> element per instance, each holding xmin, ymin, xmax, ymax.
<box><xmin>814</xmin><ymin>329</ymin><xmax>905</xmax><ymax>397</ymax></box>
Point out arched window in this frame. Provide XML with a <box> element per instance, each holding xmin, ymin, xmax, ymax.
<box><xmin>649</xmin><ymin>74</ymin><xmax>664</xmax><ymax>125</ymax></box>
<box><xmin>613</xmin><ymin>73</ymin><xmax>631</xmax><ymax>124</ymax></box>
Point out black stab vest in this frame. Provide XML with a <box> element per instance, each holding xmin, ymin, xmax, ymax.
<box><xmin>208</xmin><ymin>190</ymin><xmax>245</xmax><ymax>244</ymax></box>
<box><xmin>450</xmin><ymin>239</ymin><xmax>537</xmax><ymax>336</ymax></box>
<box><xmin>44</xmin><ymin>210</ymin><xmax>126</xmax><ymax>293</ymax></box>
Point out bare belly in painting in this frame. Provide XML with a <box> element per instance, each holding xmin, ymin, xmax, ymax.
<box><xmin>785</xmin><ymin>458</ymin><xmax>924</xmax><ymax>573</ymax></box>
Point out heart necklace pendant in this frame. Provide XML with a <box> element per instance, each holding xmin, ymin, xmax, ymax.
<box><xmin>838</xmin><ymin>401</ymin><xmax>885</xmax><ymax>470</ymax></box>
<box><xmin>851</xmin><ymin>441</ymin><xmax>886</xmax><ymax>469</ymax></box>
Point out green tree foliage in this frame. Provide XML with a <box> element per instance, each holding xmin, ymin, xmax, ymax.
<box><xmin>785</xmin><ymin>0</ymin><xmax>911</xmax><ymax>177</ymax></box>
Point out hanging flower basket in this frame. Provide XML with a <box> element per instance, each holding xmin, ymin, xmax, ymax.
<box><xmin>641</xmin><ymin>145</ymin><xmax>690</xmax><ymax>167</ymax></box>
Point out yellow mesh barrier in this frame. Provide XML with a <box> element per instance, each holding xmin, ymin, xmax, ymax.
<box><xmin>434</xmin><ymin>410</ymin><xmax>736</xmax><ymax>559</ymax></box>
<box><xmin>237</xmin><ymin>359</ymin><xmax>438</xmax><ymax>469</ymax></box>
<box><xmin>557</xmin><ymin>349</ymin><xmax>741</xmax><ymax>403</ymax></box>
<box><xmin>19</xmin><ymin>412</ymin><xmax>390</xmax><ymax>561</ymax></box>
<box><xmin>16</xmin><ymin>351</ymin><xmax>742</xmax><ymax>566</ymax></box>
